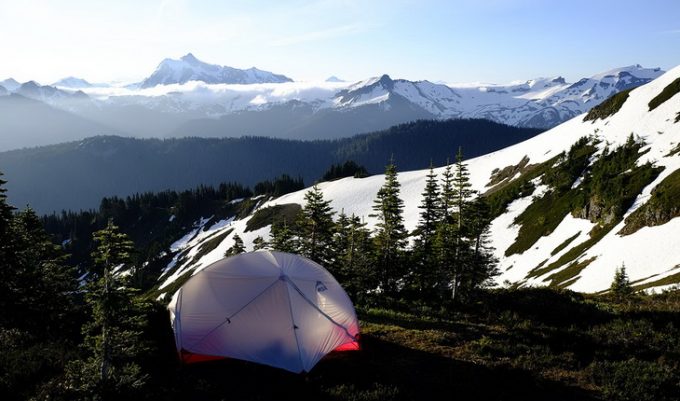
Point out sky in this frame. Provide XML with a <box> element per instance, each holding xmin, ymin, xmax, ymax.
<box><xmin>1</xmin><ymin>0</ymin><xmax>679</xmax><ymax>85</ymax></box>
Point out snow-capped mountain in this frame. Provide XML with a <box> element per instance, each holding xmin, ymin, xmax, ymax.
<box><xmin>154</xmin><ymin>64</ymin><xmax>680</xmax><ymax>296</ymax></box>
<box><xmin>330</xmin><ymin>65</ymin><xmax>664</xmax><ymax>128</ymax></box>
<box><xmin>138</xmin><ymin>53</ymin><xmax>293</xmax><ymax>88</ymax></box>
<box><xmin>0</xmin><ymin>62</ymin><xmax>664</xmax><ymax>150</ymax></box>
<box><xmin>12</xmin><ymin>81</ymin><xmax>91</xmax><ymax>109</ymax></box>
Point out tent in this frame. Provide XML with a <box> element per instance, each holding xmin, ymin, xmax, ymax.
<box><xmin>168</xmin><ymin>251</ymin><xmax>360</xmax><ymax>373</ymax></box>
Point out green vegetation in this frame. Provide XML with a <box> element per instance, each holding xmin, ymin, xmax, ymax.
<box><xmin>505</xmin><ymin>137</ymin><xmax>597</xmax><ymax>256</ymax></box>
<box><xmin>583</xmin><ymin>88</ymin><xmax>633</xmax><ymax>122</ymax></box>
<box><xmin>551</xmin><ymin>232</ymin><xmax>581</xmax><ymax>256</ymax></box>
<box><xmin>486</xmin><ymin>155</ymin><xmax>530</xmax><ymax>187</ymax></box>
<box><xmin>484</xmin><ymin>156</ymin><xmax>558</xmax><ymax>219</ymax></box>
<box><xmin>322</xmin><ymin>160</ymin><xmax>369</xmax><ymax>181</ymax></box>
<box><xmin>610</xmin><ymin>264</ymin><xmax>633</xmax><ymax>299</ymax></box>
<box><xmin>244</xmin><ymin>203</ymin><xmax>302</xmax><ymax>232</ymax></box>
<box><xmin>621</xmin><ymin>169</ymin><xmax>680</xmax><ymax>235</ymax></box>
<box><xmin>489</xmin><ymin>136</ymin><xmax>663</xmax><ymax>285</ymax></box>
<box><xmin>545</xmin><ymin>257</ymin><xmax>597</xmax><ymax>288</ymax></box>
<box><xmin>648</xmin><ymin>77</ymin><xmax>680</xmax><ymax>111</ymax></box>
<box><xmin>192</xmin><ymin>229</ymin><xmax>232</xmax><ymax>263</ymax></box>
<box><xmin>253</xmin><ymin>174</ymin><xmax>305</xmax><ymax>197</ymax></box>
<box><xmin>3</xmin><ymin>163</ymin><xmax>680</xmax><ymax>399</ymax></box>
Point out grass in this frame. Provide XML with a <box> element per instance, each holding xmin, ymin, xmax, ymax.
<box><xmin>551</xmin><ymin>232</ymin><xmax>581</xmax><ymax>256</ymax></box>
<box><xmin>528</xmin><ymin>224</ymin><xmax>614</xmax><ymax>283</ymax></box>
<box><xmin>546</xmin><ymin>257</ymin><xmax>597</xmax><ymax>288</ymax></box>
<box><xmin>245</xmin><ymin>203</ymin><xmax>302</xmax><ymax>232</ymax></box>
<box><xmin>648</xmin><ymin>77</ymin><xmax>680</xmax><ymax>111</ymax></box>
<box><xmin>139</xmin><ymin>288</ymin><xmax>680</xmax><ymax>401</ymax></box>
<box><xmin>632</xmin><ymin>270</ymin><xmax>680</xmax><ymax>292</ymax></box>
<box><xmin>583</xmin><ymin>89</ymin><xmax>633</xmax><ymax>122</ymax></box>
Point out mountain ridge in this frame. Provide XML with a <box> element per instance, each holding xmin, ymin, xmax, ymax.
<box><xmin>151</xmin><ymin>64</ymin><xmax>680</xmax><ymax>295</ymax></box>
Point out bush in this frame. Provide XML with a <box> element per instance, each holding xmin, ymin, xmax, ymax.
<box><xmin>589</xmin><ymin>359</ymin><xmax>680</xmax><ymax>401</ymax></box>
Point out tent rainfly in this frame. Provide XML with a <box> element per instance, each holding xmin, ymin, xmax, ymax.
<box><xmin>168</xmin><ymin>251</ymin><xmax>360</xmax><ymax>373</ymax></box>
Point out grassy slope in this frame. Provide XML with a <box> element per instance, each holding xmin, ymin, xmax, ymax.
<box><xmin>142</xmin><ymin>289</ymin><xmax>680</xmax><ymax>401</ymax></box>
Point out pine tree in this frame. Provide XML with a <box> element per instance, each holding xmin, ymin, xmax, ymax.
<box><xmin>371</xmin><ymin>157</ymin><xmax>408</xmax><ymax>295</ymax></box>
<box><xmin>332</xmin><ymin>212</ymin><xmax>376</xmax><ymax>300</ymax></box>
<box><xmin>450</xmin><ymin>147</ymin><xmax>476</xmax><ymax>301</ymax></box>
<box><xmin>0</xmin><ymin>173</ymin><xmax>17</xmax><ymax>321</ymax></box>
<box><xmin>225</xmin><ymin>233</ymin><xmax>245</xmax><ymax>256</ymax></box>
<box><xmin>11</xmin><ymin>207</ymin><xmax>78</xmax><ymax>334</ymax></box>
<box><xmin>252</xmin><ymin>236</ymin><xmax>267</xmax><ymax>251</ymax></box>
<box><xmin>412</xmin><ymin>163</ymin><xmax>441</xmax><ymax>294</ymax></box>
<box><xmin>461</xmin><ymin>197</ymin><xmax>498</xmax><ymax>299</ymax></box>
<box><xmin>269</xmin><ymin>218</ymin><xmax>297</xmax><ymax>253</ymax></box>
<box><xmin>297</xmin><ymin>185</ymin><xmax>335</xmax><ymax>265</ymax></box>
<box><xmin>610</xmin><ymin>263</ymin><xmax>633</xmax><ymax>299</ymax></box>
<box><xmin>439</xmin><ymin>159</ymin><xmax>455</xmax><ymax>222</ymax></box>
<box><xmin>65</xmin><ymin>219</ymin><xmax>149</xmax><ymax>399</ymax></box>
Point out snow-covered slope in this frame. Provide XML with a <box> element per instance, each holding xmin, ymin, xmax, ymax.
<box><xmin>138</xmin><ymin>53</ymin><xmax>293</xmax><ymax>88</ymax></box>
<box><xmin>156</xmin><ymin>65</ymin><xmax>680</xmax><ymax>296</ymax></box>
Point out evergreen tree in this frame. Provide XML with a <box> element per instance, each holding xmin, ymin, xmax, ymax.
<box><xmin>450</xmin><ymin>147</ymin><xmax>476</xmax><ymax>301</ymax></box>
<box><xmin>0</xmin><ymin>173</ymin><xmax>17</xmax><ymax>321</ymax></box>
<box><xmin>610</xmin><ymin>263</ymin><xmax>633</xmax><ymax>299</ymax></box>
<box><xmin>0</xmin><ymin>204</ymin><xmax>79</xmax><ymax>401</ymax></box>
<box><xmin>11</xmin><ymin>207</ymin><xmax>78</xmax><ymax>334</ymax></box>
<box><xmin>332</xmin><ymin>212</ymin><xmax>376</xmax><ymax>301</ymax></box>
<box><xmin>65</xmin><ymin>220</ymin><xmax>149</xmax><ymax>400</ymax></box>
<box><xmin>297</xmin><ymin>185</ymin><xmax>335</xmax><ymax>265</ymax></box>
<box><xmin>370</xmin><ymin>158</ymin><xmax>408</xmax><ymax>295</ymax></box>
<box><xmin>461</xmin><ymin>197</ymin><xmax>498</xmax><ymax>299</ymax></box>
<box><xmin>412</xmin><ymin>163</ymin><xmax>441</xmax><ymax>294</ymax></box>
<box><xmin>225</xmin><ymin>233</ymin><xmax>245</xmax><ymax>256</ymax></box>
<box><xmin>269</xmin><ymin>218</ymin><xmax>297</xmax><ymax>253</ymax></box>
<box><xmin>439</xmin><ymin>160</ymin><xmax>455</xmax><ymax>222</ymax></box>
<box><xmin>252</xmin><ymin>236</ymin><xmax>267</xmax><ymax>251</ymax></box>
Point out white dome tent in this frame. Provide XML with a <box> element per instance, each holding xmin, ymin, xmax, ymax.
<box><xmin>168</xmin><ymin>251</ymin><xmax>360</xmax><ymax>373</ymax></box>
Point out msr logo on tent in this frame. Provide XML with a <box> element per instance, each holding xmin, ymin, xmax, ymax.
<box><xmin>316</xmin><ymin>281</ymin><xmax>328</xmax><ymax>293</ymax></box>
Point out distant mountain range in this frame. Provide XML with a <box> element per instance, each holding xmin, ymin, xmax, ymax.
<box><xmin>155</xmin><ymin>64</ymin><xmax>680</xmax><ymax>295</ymax></box>
<box><xmin>0</xmin><ymin>119</ymin><xmax>541</xmax><ymax>213</ymax></box>
<box><xmin>0</xmin><ymin>54</ymin><xmax>665</xmax><ymax>151</ymax></box>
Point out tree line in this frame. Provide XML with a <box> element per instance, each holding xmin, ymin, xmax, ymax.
<box><xmin>239</xmin><ymin>149</ymin><xmax>498</xmax><ymax>304</ymax></box>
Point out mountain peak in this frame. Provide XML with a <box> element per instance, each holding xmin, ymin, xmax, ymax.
<box><xmin>0</xmin><ymin>77</ymin><xmax>21</xmax><ymax>92</ymax></box>
<box><xmin>53</xmin><ymin>76</ymin><xmax>93</xmax><ymax>88</ymax></box>
<box><xmin>180</xmin><ymin>52</ymin><xmax>200</xmax><ymax>64</ymax></box>
<box><xmin>140</xmin><ymin>54</ymin><xmax>292</xmax><ymax>88</ymax></box>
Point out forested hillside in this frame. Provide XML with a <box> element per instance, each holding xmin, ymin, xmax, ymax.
<box><xmin>0</xmin><ymin>119</ymin><xmax>541</xmax><ymax>212</ymax></box>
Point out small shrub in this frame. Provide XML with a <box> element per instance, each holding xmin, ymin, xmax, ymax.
<box><xmin>589</xmin><ymin>359</ymin><xmax>680</xmax><ymax>401</ymax></box>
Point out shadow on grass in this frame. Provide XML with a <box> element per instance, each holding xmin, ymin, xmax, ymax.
<box><xmin>149</xmin><ymin>334</ymin><xmax>597</xmax><ymax>401</ymax></box>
